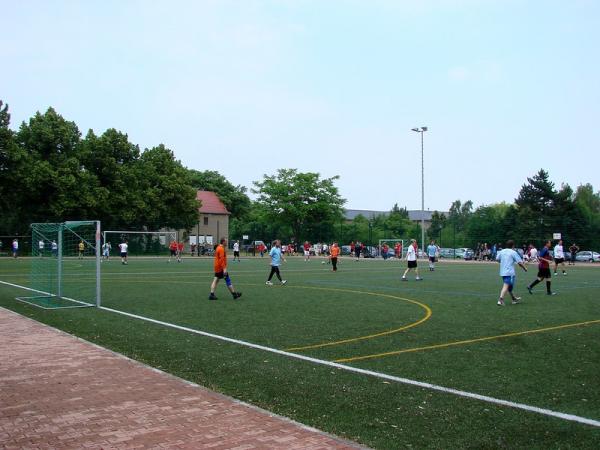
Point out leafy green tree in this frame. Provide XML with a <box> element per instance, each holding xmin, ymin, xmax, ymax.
<box><xmin>133</xmin><ymin>144</ymin><xmax>199</xmax><ymax>230</ymax></box>
<box><xmin>14</xmin><ymin>107</ymin><xmax>99</xmax><ymax>226</ymax></box>
<box><xmin>428</xmin><ymin>210</ymin><xmax>446</xmax><ymax>241</ymax></box>
<box><xmin>188</xmin><ymin>169</ymin><xmax>251</xmax><ymax>219</ymax></box>
<box><xmin>465</xmin><ymin>203</ymin><xmax>510</xmax><ymax>248</ymax></box>
<box><xmin>79</xmin><ymin>128</ymin><xmax>141</xmax><ymax>229</ymax></box>
<box><xmin>448</xmin><ymin>199</ymin><xmax>473</xmax><ymax>232</ymax></box>
<box><xmin>384</xmin><ymin>204</ymin><xmax>412</xmax><ymax>237</ymax></box>
<box><xmin>253</xmin><ymin>169</ymin><xmax>345</xmax><ymax>243</ymax></box>
<box><xmin>0</xmin><ymin>100</ymin><xmax>24</xmax><ymax>232</ymax></box>
<box><xmin>513</xmin><ymin>169</ymin><xmax>556</xmax><ymax>242</ymax></box>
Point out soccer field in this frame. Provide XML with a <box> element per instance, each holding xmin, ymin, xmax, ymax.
<box><xmin>1</xmin><ymin>255</ymin><xmax>599</xmax><ymax>449</ymax></box>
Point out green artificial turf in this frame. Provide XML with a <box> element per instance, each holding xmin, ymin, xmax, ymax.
<box><xmin>1</xmin><ymin>255</ymin><xmax>599</xmax><ymax>449</ymax></box>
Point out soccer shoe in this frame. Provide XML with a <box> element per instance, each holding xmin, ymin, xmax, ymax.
<box><xmin>554</xmin><ymin>272</ymin><xmax>557</xmax><ymax>275</ymax></box>
<box><xmin>208</xmin><ymin>293</ymin><xmax>218</xmax><ymax>300</ymax></box>
<box><xmin>547</xmin><ymin>291</ymin><xmax>557</xmax><ymax>296</ymax></box>
<box><xmin>416</xmin><ymin>277</ymin><xmax>423</xmax><ymax>281</ymax></box>
<box><xmin>511</xmin><ymin>297</ymin><xmax>521</xmax><ymax>304</ymax></box>
<box><xmin>527</xmin><ymin>286</ymin><xmax>533</xmax><ymax>295</ymax></box>
<box><xmin>232</xmin><ymin>292</ymin><xmax>242</xmax><ymax>299</ymax></box>
<box><xmin>497</xmin><ymin>299</ymin><xmax>505</xmax><ymax>306</ymax></box>
<box><xmin>281</xmin><ymin>280</ymin><xmax>287</xmax><ymax>285</ymax></box>
<box><xmin>401</xmin><ymin>277</ymin><xmax>407</xmax><ymax>281</ymax></box>
<box><xmin>265</xmin><ymin>281</ymin><xmax>273</xmax><ymax>286</ymax></box>
<box><xmin>562</xmin><ymin>272</ymin><xmax>567</xmax><ymax>275</ymax></box>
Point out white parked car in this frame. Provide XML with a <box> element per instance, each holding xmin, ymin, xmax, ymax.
<box><xmin>575</xmin><ymin>251</ymin><xmax>600</xmax><ymax>262</ymax></box>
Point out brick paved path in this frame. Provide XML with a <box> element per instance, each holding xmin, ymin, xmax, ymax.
<box><xmin>0</xmin><ymin>308</ymin><xmax>367</xmax><ymax>449</ymax></box>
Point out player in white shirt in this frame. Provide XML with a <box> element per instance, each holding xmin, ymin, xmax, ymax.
<box><xmin>119</xmin><ymin>240</ymin><xmax>128</xmax><ymax>265</ymax></box>
<box><xmin>102</xmin><ymin>242</ymin><xmax>111</xmax><ymax>261</ymax></box>
<box><xmin>402</xmin><ymin>239</ymin><xmax>422</xmax><ymax>281</ymax></box>
<box><xmin>553</xmin><ymin>239</ymin><xmax>566</xmax><ymax>275</ymax></box>
<box><xmin>233</xmin><ymin>240</ymin><xmax>240</xmax><ymax>262</ymax></box>
<box><xmin>38</xmin><ymin>239</ymin><xmax>45</xmax><ymax>257</ymax></box>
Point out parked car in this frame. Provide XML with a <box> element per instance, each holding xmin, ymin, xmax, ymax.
<box><xmin>454</xmin><ymin>248</ymin><xmax>474</xmax><ymax>260</ymax></box>
<box><xmin>439</xmin><ymin>248</ymin><xmax>456</xmax><ymax>259</ymax></box>
<box><xmin>575</xmin><ymin>251</ymin><xmax>600</xmax><ymax>262</ymax></box>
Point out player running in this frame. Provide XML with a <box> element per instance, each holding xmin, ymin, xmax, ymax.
<box><xmin>209</xmin><ymin>238</ymin><xmax>242</xmax><ymax>300</ymax></box>
<box><xmin>266</xmin><ymin>240</ymin><xmax>287</xmax><ymax>285</ymax></box>
<box><xmin>496</xmin><ymin>240</ymin><xmax>528</xmax><ymax>306</ymax></box>
<box><xmin>527</xmin><ymin>240</ymin><xmax>557</xmax><ymax>296</ymax></box>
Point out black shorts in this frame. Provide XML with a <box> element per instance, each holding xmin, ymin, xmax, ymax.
<box><xmin>554</xmin><ymin>258</ymin><xmax>564</xmax><ymax>264</ymax></box>
<box><xmin>429</xmin><ymin>256</ymin><xmax>436</xmax><ymax>263</ymax></box>
<box><xmin>407</xmin><ymin>260</ymin><xmax>417</xmax><ymax>268</ymax></box>
<box><xmin>120</xmin><ymin>252</ymin><xmax>127</xmax><ymax>258</ymax></box>
<box><xmin>537</xmin><ymin>267</ymin><xmax>551</xmax><ymax>279</ymax></box>
<box><xmin>214</xmin><ymin>271</ymin><xmax>224</xmax><ymax>279</ymax></box>
<box><xmin>170</xmin><ymin>249</ymin><xmax>177</xmax><ymax>256</ymax></box>
<box><xmin>234</xmin><ymin>251</ymin><xmax>240</xmax><ymax>257</ymax></box>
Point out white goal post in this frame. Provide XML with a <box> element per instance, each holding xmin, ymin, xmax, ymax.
<box><xmin>16</xmin><ymin>220</ymin><xmax>101</xmax><ymax>309</ymax></box>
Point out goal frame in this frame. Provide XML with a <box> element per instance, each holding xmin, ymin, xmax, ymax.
<box><xmin>16</xmin><ymin>220</ymin><xmax>101</xmax><ymax>309</ymax></box>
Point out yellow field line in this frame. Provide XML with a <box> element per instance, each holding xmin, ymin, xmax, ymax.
<box><xmin>335</xmin><ymin>319</ymin><xmax>600</xmax><ymax>363</ymax></box>
<box><xmin>283</xmin><ymin>286</ymin><xmax>431</xmax><ymax>351</ymax></box>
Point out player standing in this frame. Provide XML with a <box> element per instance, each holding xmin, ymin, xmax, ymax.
<box><xmin>177</xmin><ymin>241</ymin><xmax>184</xmax><ymax>263</ymax></box>
<box><xmin>119</xmin><ymin>240</ymin><xmax>128</xmax><ymax>265</ymax></box>
<box><xmin>402</xmin><ymin>239</ymin><xmax>422</xmax><ymax>281</ymax></box>
<box><xmin>330</xmin><ymin>242</ymin><xmax>340</xmax><ymax>272</ymax></box>
<box><xmin>303</xmin><ymin>241</ymin><xmax>311</xmax><ymax>261</ymax></box>
<box><xmin>496</xmin><ymin>240</ymin><xmax>528</xmax><ymax>306</ymax></box>
<box><xmin>427</xmin><ymin>240</ymin><xmax>438</xmax><ymax>271</ymax></box>
<box><xmin>527</xmin><ymin>240</ymin><xmax>556</xmax><ymax>295</ymax></box>
<box><xmin>102</xmin><ymin>241</ymin><xmax>111</xmax><ymax>261</ymax></box>
<box><xmin>233</xmin><ymin>240</ymin><xmax>240</xmax><ymax>262</ymax></box>
<box><xmin>553</xmin><ymin>240</ymin><xmax>567</xmax><ymax>275</ymax></box>
<box><xmin>169</xmin><ymin>240</ymin><xmax>178</xmax><ymax>262</ymax></box>
<box><xmin>209</xmin><ymin>238</ymin><xmax>242</xmax><ymax>300</ymax></box>
<box><xmin>78</xmin><ymin>241</ymin><xmax>85</xmax><ymax>259</ymax></box>
<box><xmin>12</xmin><ymin>239</ymin><xmax>18</xmax><ymax>258</ymax></box>
<box><xmin>38</xmin><ymin>239</ymin><xmax>45</xmax><ymax>257</ymax></box>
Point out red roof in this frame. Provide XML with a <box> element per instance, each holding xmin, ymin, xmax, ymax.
<box><xmin>196</xmin><ymin>191</ymin><xmax>230</xmax><ymax>215</ymax></box>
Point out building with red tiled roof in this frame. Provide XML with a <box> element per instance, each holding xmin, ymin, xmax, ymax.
<box><xmin>182</xmin><ymin>191</ymin><xmax>230</xmax><ymax>254</ymax></box>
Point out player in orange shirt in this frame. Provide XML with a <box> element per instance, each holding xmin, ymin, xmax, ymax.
<box><xmin>330</xmin><ymin>242</ymin><xmax>340</xmax><ymax>272</ymax></box>
<box><xmin>209</xmin><ymin>238</ymin><xmax>242</xmax><ymax>300</ymax></box>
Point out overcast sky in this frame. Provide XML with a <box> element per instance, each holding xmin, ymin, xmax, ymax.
<box><xmin>2</xmin><ymin>0</ymin><xmax>599</xmax><ymax>212</ymax></box>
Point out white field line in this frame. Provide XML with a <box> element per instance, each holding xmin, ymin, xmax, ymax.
<box><xmin>1</xmin><ymin>279</ymin><xmax>599</xmax><ymax>428</ymax></box>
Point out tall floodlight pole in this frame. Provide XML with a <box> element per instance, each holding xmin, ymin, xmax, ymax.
<box><xmin>411</xmin><ymin>127</ymin><xmax>428</xmax><ymax>257</ymax></box>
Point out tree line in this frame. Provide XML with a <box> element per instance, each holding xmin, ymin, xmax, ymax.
<box><xmin>2</xmin><ymin>100</ymin><xmax>599</xmax><ymax>250</ymax></box>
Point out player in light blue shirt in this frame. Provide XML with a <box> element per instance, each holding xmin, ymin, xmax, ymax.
<box><xmin>426</xmin><ymin>240</ymin><xmax>439</xmax><ymax>271</ymax></box>
<box><xmin>495</xmin><ymin>239</ymin><xmax>528</xmax><ymax>306</ymax></box>
<box><xmin>266</xmin><ymin>240</ymin><xmax>287</xmax><ymax>285</ymax></box>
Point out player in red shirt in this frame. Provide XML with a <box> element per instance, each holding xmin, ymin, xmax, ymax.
<box><xmin>303</xmin><ymin>241</ymin><xmax>311</xmax><ymax>261</ymax></box>
<box><xmin>177</xmin><ymin>242</ymin><xmax>184</xmax><ymax>263</ymax></box>
<box><xmin>169</xmin><ymin>241</ymin><xmax>178</xmax><ymax>262</ymax></box>
<box><xmin>526</xmin><ymin>240</ymin><xmax>556</xmax><ymax>296</ymax></box>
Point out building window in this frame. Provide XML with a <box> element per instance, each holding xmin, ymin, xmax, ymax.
<box><xmin>204</xmin><ymin>217</ymin><xmax>209</xmax><ymax>226</ymax></box>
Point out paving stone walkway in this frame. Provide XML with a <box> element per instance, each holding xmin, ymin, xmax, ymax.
<box><xmin>0</xmin><ymin>307</ymin><xmax>367</xmax><ymax>449</ymax></box>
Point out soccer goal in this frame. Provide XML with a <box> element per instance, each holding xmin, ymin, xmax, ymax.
<box><xmin>378</xmin><ymin>239</ymin><xmax>406</xmax><ymax>258</ymax></box>
<box><xmin>16</xmin><ymin>221</ymin><xmax>101</xmax><ymax>309</ymax></box>
<box><xmin>102</xmin><ymin>230</ymin><xmax>177</xmax><ymax>257</ymax></box>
